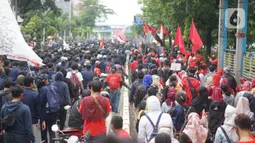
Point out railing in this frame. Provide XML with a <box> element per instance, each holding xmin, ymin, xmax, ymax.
<box><xmin>224</xmin><ymin>50</ymin><xmax>255</xmax><ymax>80</ymax></box>
<box><xmin>243</xmin><ymin>53</ymin><xmax>255</xmax><ymax>80</ymax></box>
<box><xmin>224</xmin><ymin>49</ymin><xmax>236</xmax><ymax>74</ymax></box>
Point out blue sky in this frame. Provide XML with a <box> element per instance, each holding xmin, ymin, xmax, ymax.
<box><xmin>96</xmin><ymin>0</ymin><xmax>142</xmax><ymax>26</ymax></box>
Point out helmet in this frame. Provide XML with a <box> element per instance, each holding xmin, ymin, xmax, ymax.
<box><xmin>101</xmin><ymin>91</ymin><xmax>110</xmax><ymax>99</ymax></box>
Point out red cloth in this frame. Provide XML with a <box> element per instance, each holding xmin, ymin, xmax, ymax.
<box><xmin>221</xmin><ymin>77</ymin><xmax>234</xmax><ymax>94</ymax></box>
<box><xmin>94</xmin><ymin>68</ymin><xmax>101</xmax><ymax>77</ymax></box>
<box><xmin>79</xmin><ymin>96</ymin><xmax>111</xmax><ymax>136</ymax></box>
<box><xmin>106</xmin><ymin>73</ymin><xmax>123</xmax><ymax>91</ymax></box>
<box><xmin>190</xmin><ymin>19</ymin><xmax>203</xmax><ymax>53</ymax></box>
<box><xmin>117</xmin><ymin>130</ymin><xmax>130</xmax><ymax>139</ymax></box>
<box><xmin>252</xmin><ymin>78</ymin><xmax>255</xmax><ymax>88</ymax></box>
<box><xmin>174</xmin><ymin>26</ymin><xmax>186</xmax><ymax>54</ymax></box>
<box><xmin>209</xmin><ymin>59</ymin><xmax>218</xmax><ymax>65</ymax></box>
<box><xmin>211</xmin><ymin>87</ymin><xmax>223</xmax><ymax>102</ymax></box>
<box><xmin>195</xmin><ymin>54</ymin><xmax>203</xmax><ymax>62</ymax></box>
<box><xmin>213</xmin><ymin>69</ymin><xmax>224</xmax><ymax>87</ymax></box>
<box><xmin>189</xmin><ymin>59</ymin><xmax>197</xmax><ymax>68</ymax></box>
<box><xmin>182</xmin><ymin>77</ymin><xmax>200</xmax><ymax>105</ymax></box>
<box><xmin>238</xmin><ymin>134</ymin><xmax>255</xmax><ymax>143</ymax></box>
<box><xmin>129</xmin><ymin>61</ymin><xmax>138</xmax><ymax>71</ymax></box>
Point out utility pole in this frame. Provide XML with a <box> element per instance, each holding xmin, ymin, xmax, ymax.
<box><xmin>234</xmin><ymin>0</ymin><xmax>248</xmax><ymax>81</ymax></box>
<box><xmin>217</xmin><ymin>0</ymin><xmax>228</xmax><ymax>69</ymax></box>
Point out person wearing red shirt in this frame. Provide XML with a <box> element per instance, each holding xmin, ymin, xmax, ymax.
<box><xmin>195</xmin><ymin>51</ymin><xmax>204</xmax><ymax>62</ymax></box>
<box><xmin>235</xmin><ymin>114</ymin><xmax>255</xmax><ymax>143</ymax></box>
<box><xmin>79</xmin><ymin>80</ymin><xmax>111</xmax><ymax>142</ymax></box>
<box><xmin>106</xmin><ymin>66</ymin><xmax>123</xmax><ymax>113</ymax></box>
<box><xmin>182</xmin><ymin>68</ymin><xmax>200</xmax><ymax>105</ymax></box>
<box><xmin>129</xmin><ymin>56</ymin><xmax>138</xmax><ymax>71</ymax></box>
<box><xmin>111</xmin><ymin>116</ymin><xmax>130</xmax><ymax>139</ymax></box>
<box><xmin>94</xmin><ymin>61</ymin><xmax>101</xmax><ymax>77</ymax></box>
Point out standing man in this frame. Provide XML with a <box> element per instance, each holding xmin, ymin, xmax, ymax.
<box><xmin>106</xmin><ymin>66</ymin><xmax>123</xmax><ymax>113</ymax></box>
<box><xmin>1</xmin><ymin>86</ymin><xmax>35</xmax><ymax>143</ymax></box>
<box><xmin>22</xmin><ymin>76</ymin><xmax>41</xmax><ymax>136</ymax></box>
<box><xmin>79</xmin><ymin>80</ymin><xmax>111</xmax><ymax>143</ymax></box>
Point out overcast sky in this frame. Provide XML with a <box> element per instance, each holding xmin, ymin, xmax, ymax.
<box><xmin>96</xmin><ymin>0</ymin><xmax>142</xmax><ymax>26</ymax></box>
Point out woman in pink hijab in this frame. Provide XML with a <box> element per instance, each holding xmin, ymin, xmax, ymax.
<box><xmin>236</xmin><ymin>97</ymin><xmax>254</xmax><ymax>120</ymax></box>
<box><xmin>179</xmin><ymin>112</ymin><xmax>208</xmax><ymax>143</ymax></box>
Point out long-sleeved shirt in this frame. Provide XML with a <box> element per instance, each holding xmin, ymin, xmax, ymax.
<box><xmin>1</xmin><ymin>101</ymin><xmax>35</xmax><ymax>143</ymax></box>
<box><xmin>22</xmin><ymin>88</ymin><xmax>40</xmax><ymax>124</ymax></box>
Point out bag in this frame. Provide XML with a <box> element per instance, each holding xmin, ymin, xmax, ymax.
<box><xmin>0</xmin><ymin>104</ymin><xmax>20</xmax><ymax>131</ymax></box>
<box><xmin>70</xmin><ymin>72</ymin><xmax>82</xmax><ymax>91</ymax></box>
<box><xmin>186</xmin><ymin>77</ymin><xmax>198</xmax><ymax>100</ymax></box>
<box><xmin>220</xmin><ymin>126</ymin><xmax>231</xmax><ymax>143</ymax></box>
<box><xmin>134</xmin><ymin>84</ymin><xmax>145</xmax><ymax>108</ymax></box>
<box><xmin>92</xmin><ymin>96</ymin><xmax>106</xmax><ymax>118</ymax></box>
<box><xmin>46</xmin><ymin>85</ymin><xmax>60</xmax><ymax>112</ymax></box>
<box><xmin>145</xmin><ymin>113</ymin><xmax>163</xmax><ymax>142</ymax></box>
<box><xmin>208</xmin><ymin>101</ymin><xmax>227</xmax><ymax>135</ymax></box>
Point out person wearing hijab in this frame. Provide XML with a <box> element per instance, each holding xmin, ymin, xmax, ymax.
<box><xmin>143</xmin><ymin>74</ymin><xmax>152</xmax><ymax>92</ymax></box>
<box><xmin>236</xmin><ymin>97</ymin><xmax>254</xmax><ymax>121</ymax></box>
<box><xmin>179</xmin><ymin>112</ymin><xmax>208</xmax><ymax>143</ymax></box>
<box><xmin>191</xmin><ymin>87</ymin><xmax>209</xmax><ymax>114</ymax></box>
<box><xmin>214</xmin><ymin>105</ymin><xmax>239</xmax><ymax>143</ymax></box>
<box><xmin>161</xmin><ymin>86</ymin><xmax>176</xmax><ymax>113</ymax></box>
<box><xmin>138</xmin><ymin>96</ymin><xmax>174</xmax><ymax>143</ymax></box>
<box><xmin>234</xmin><ymin>91</ymin><xmax>250</xmax><ymax>107</ymax></box>
<box><xmin>220</xmin><ymin>77</ymin><xmax>234</xmax><ymax>94</ymax></box>
<box><xmin>16</xmin><ymin>74</ymin><xmax>24</xmax><ymax>87</ymax></box>
<box><xmin>213</xmin><ymin>68</ymin><xmax>224</xmax><ymax>87</ymax></box>
<box><xmin>221</xmin><ymin>84</ymin><xmax>235</xmax><ymax>106</ymax></box>
<box><xmin>251</xmin><ymin>78</ymin><xmax>255</xmax><ymax>96</ymax></box>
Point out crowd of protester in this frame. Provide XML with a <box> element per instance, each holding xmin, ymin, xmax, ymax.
<box><xmin>0</xmin><ymin>40</ymin><xmax>255</xmax><ymax>143</ymax></box>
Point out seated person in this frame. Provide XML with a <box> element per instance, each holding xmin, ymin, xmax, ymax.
<box><xmin>68</xmin><ymin>90</ymin><xmax>90</xmax><ymax>129</ymax></box>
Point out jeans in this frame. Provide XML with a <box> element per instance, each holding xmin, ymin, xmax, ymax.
<box><xmin>88</xmin><ymin>133</ymin><xmax>106</xmax><ymax>143</ymax></box>
<box><xmin>41</xmin><ymin>112</ymin><xmax>58</xmax><ymax>143</ymax></box>
<box><xmin>110</xmin><ymin>89</ymin><xmax>121</xmax><ymax>113</ymax></box>
<box><xmin>59</xmin><ymin>107</ymin><xmax>67</xmax><ymax>130</ymax></box>
<box><xmin>4</xmin><ymin>134</ymin><xmax>30</xmax><ymax>143</ymax></box>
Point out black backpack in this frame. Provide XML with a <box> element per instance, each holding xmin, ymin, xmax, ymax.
<box><xmin>208</xmin><ymin>101</ymin><xmax>227</xmax><ymax>137</ymax></box>
<box><xmin>0</xmin><ymin>104</ymin><xmax>20</xmax><ymax>131</ymax></box>
<box><xmin>145</xmin><ymin>113</ymin><xmax>163</xmax><ymax>142</ymax></box>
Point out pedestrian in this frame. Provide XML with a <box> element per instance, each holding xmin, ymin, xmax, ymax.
<box><xmin>0</xmin><ymin>80</ymin><xmax>13</xmax><ymax>109</ymax></box>
<box><xmin>106</xmin><ymin>66</ymin><xmax>123</xmax><ymax>113</ymax></box>
<box><xmin>235</xmin><ymin>114</ymin><xmax>255</xmax><ymax>143</ymax></box>
<box><xmin>111</xmin><ymin>116</ymin><xmax>130</xmax><ymax>139</ymax></box>
<box><xmin>52</xmin><ymin>72</ymin><xmax>71</xmax><ymax>130</ymax></box>
<box><xmin>1</xmin><ymin>86</ymin><xmax>35</xmax><ymax>143</ymax></box>
<box><xmin>79</xmin><ymin>80</ymin><xmax>111</xmax><ymax>143</ymax></box>
<box><xmin>22</xmin><ymin>76</ymin><xmax>41</xmax><ymax>136</ymax></box>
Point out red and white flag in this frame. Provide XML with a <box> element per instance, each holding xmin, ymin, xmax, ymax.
<box><xmin>114</xmin><ymin>28</ymin><xmax>126</xmax><ymax>42</ymax></box>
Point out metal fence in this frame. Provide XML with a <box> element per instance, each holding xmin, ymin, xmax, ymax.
<box><xmin>224</xmin><ymin>50</ymin><xmax>255</xmax><ymax>80</ymax></box>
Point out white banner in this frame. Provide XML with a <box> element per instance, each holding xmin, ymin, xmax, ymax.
<box><xmin>0</xmin><ymin>0</ymin><xmax>43</xmax><ymax>66</ymax></box>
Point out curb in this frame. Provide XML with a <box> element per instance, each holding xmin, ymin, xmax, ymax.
<box><xmin>122</xmin><ymin>61</ymin><xmax>130</xmax><ymax>134</ymax></box>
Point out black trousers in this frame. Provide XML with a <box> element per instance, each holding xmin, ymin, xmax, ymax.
<box><xmin>4</xmin><ymin>135</ymin><xmax>30</xmax><ymax>143</ymax></box>
<box><xmin>59</xmin><ymin>107</ymin><xmax>67</xmax><ymax>130</ymax></box>
<box><xmin>41</xmin><ymin>112</ymin><xmax>58</xmax><ymax>143</ymax></box>
<box><xmin>88</xmin><ymin>133</ymin><xmax>106</xmax><ymax>143</ymax></box>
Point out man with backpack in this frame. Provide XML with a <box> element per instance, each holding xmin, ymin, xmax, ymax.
<box><xmin>52</xmin><ymin>72</ymin><xmax>71</xmax><ymax>130</ymax></box>
<box><xmin>66</xmin><ymin>63</ymin><xmax>84</xmax><ymax>101</ymax></box>
<box><xmin>1</xmin><ymin>85</ymin><xmax>35</xmax><ymax>143</ymax></box>
<box><xmin>138</xmin><ymin>96</ymin><xmax>174</xmax><ymax>143</ymax></box>
<box><xmin>129</xmin><ymin>71</ymin><xmax>144</xmax><ymax>106</ymax></box>
<box><xmin>38</xmin><ymin>74</ymin><xmax>60</xmax><ymax>143</ymax></box>
<box><xmin>182</xmin><ymin>67</ymin><xmax>200</xmax><ymax>105</ymax></box>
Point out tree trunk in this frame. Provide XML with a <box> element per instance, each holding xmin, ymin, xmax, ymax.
<box><xmin>206</xmin><ymin>27</ymin><xmax>213</xmax><ymax>62</ymax></box>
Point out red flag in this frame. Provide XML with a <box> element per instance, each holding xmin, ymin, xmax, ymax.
<box><xmin>174</xmin><ymin>26</ymin><xmax>186</xmax><ymax>55</ymax></box>
<box><xmin>150</xmin><ymin>26</ymin><xmax>157</xmax><ymax>35</ymax></box>
<box><xmin>114</xmin><ymin>28</ymin><xmax>126</xmax><ymax>42</ymax></box>
<box><xmin>189</xmin><ymin>19</ymin><xmax>203</xmax><ymax>53</ymax></box>
<box><xmin>144</xmin><ymin>24</ymin><xmax>150</xmax><ymax>34</ymax></box>
<box><xmin>160</xmin><ymin>24</ymin><xmax>170</xmax><ymax>36</ymax></box>
<box><xmin>100</xmin><ymin>40</ymin><xmax>104</xmax><ymax>48</ymax></box>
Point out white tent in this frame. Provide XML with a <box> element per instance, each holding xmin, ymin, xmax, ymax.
<box><xmin>0</xmin><ymin>0</ymin><xmax>43</xmax><ymax>66</ymax></box>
